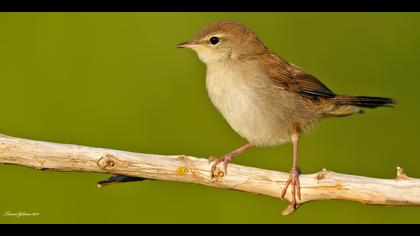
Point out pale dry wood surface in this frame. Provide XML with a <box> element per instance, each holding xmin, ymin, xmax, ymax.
<box><xmin>0</xmin><ymin>133</ymin><xmax>419</xmax><ymax>215</ymax></box>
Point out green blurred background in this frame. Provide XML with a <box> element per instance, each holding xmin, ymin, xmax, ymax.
<box><xmin>0</xmin><ymin>12</ymin><xmax>419</xmax><ymax>223</ymax></box>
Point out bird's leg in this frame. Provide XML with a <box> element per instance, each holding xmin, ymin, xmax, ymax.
<box><xmin>281</xmin><ymin>133</ymin><xmax>301</xmax><ymax>208</ymax></box>
<box><xmin>209</xmin><ymin>143</ymin><xmax>253</xmax><ymax>178</ymax></box>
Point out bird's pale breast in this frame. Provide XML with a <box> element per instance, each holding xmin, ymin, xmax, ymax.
<box><xmin>205</xmin><ymin>61</ymin><xmax>295</xmax><ymax>147</ymax></box>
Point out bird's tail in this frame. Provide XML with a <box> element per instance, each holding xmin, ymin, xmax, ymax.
<box><xmin>97</xmin><ymin>175</ymin><xmax>146</xmax><ymax>188</ymax></box>
<box><xmin>331</xmin><ymin>95</ymin><xmax>397</xmax><ymax>108</ymax></box>
<box><xmin>323</xmin><ymin>95</ymin><xmax>397</xmax><ymax>117</ymax></box>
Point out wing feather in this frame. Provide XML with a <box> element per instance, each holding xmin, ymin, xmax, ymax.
<box><xmin>260</xmin><ymin>53</ymin><xmax>336</xmax><ymax>99</ymax></box>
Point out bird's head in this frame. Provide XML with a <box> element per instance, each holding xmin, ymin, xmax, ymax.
<box><xmin>176</xmin><ymin>20</ymin><xmax>268</xmax><ymax>65</ymax></box>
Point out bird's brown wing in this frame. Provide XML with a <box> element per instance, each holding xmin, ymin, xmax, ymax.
<box><xmin>286</xmin><ymin>64</ymin><xmax>336</xmax><ymax>99</ymax></box>
<box><xmin>263</xmin><ymin>53</ymin><xmax>336</xmax><ymax>99</ymax></box>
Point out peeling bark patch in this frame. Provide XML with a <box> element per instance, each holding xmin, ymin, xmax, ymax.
<box><xmin>177</xmin><ymin>155</ymin><xmax>187</xmax><ymax>161</ymax></box>
<box><xmin>309</xmin><ymin>183</ymin><xmax>344</xmax><ymax>191</ymax></box>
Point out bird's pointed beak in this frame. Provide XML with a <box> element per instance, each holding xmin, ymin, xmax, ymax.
<box><xmin>176</xmin><ymin>41</ymin><xmax>193</xmax><ymax>48</ymax></box>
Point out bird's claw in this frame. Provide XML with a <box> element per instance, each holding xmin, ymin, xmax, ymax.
<box><xmin>208</xmin><ymin>155</ymin><xmax>233</xmax><ymax>179</ymax></box>
<box><xmin>280</xmin><ymin>167</ymin><xmax>302</xmax><ymax>208</ymax></box>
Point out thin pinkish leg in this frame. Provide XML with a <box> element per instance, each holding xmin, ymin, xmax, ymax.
<box><xmin>281</xmin><ymin>134</ymin><xmax>302</xmax><ymax>207</ymax></box>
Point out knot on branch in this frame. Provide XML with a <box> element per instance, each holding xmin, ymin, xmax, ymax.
<box><xmin>97</xmin><ymin>154</ymin><xmax>117</xmax><ymax>170</ymax></box>
<box><xmin>315</xmin><ymin>168</ymin><xmax>328</xmax><ymax>181</ymax></box>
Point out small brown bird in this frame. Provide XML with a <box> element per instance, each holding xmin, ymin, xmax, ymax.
<box><xmin>176</xmin><ymin>20</ymin><xmax>396</xmax><ymax>208</ymax></box>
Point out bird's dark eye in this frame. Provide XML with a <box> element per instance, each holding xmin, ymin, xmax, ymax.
<box><xmin>210</xmin><ymin>36</ymin><xmax>219</xmax><ymax>45</ymax></box>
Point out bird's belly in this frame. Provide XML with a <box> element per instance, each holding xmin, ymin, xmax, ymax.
<box><xmin>206</xmin><ymin>69</ymin><xmax>291</xmax><ymax>146</ymax></box>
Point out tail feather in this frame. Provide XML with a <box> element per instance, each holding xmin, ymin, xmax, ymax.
<box><xmin>331</xmin><ymin>95</ymin><xmax>397</xmax><ymax>108</ymax></box>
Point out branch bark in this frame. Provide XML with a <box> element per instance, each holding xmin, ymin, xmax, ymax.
<box><xmin>0</xmin><ymin>133</ymin><xmax>419</xmax><ymax>215</ymax></box>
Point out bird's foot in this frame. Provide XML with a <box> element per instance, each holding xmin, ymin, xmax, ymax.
<box><xmin>280</xmin><ymin>166</ymin><xmax>302</xmax><ymax>209</ymax></box>
<box><xmin>208</xmin><ymin>154</ymin><xmax>235</xmax><ymax>179</ymax></box>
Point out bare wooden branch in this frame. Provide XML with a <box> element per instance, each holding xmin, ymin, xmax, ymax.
<box><xmin>0</xmin><ymin>133</ymin><xmax>419</xmax><ymax>215</ymax></box>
